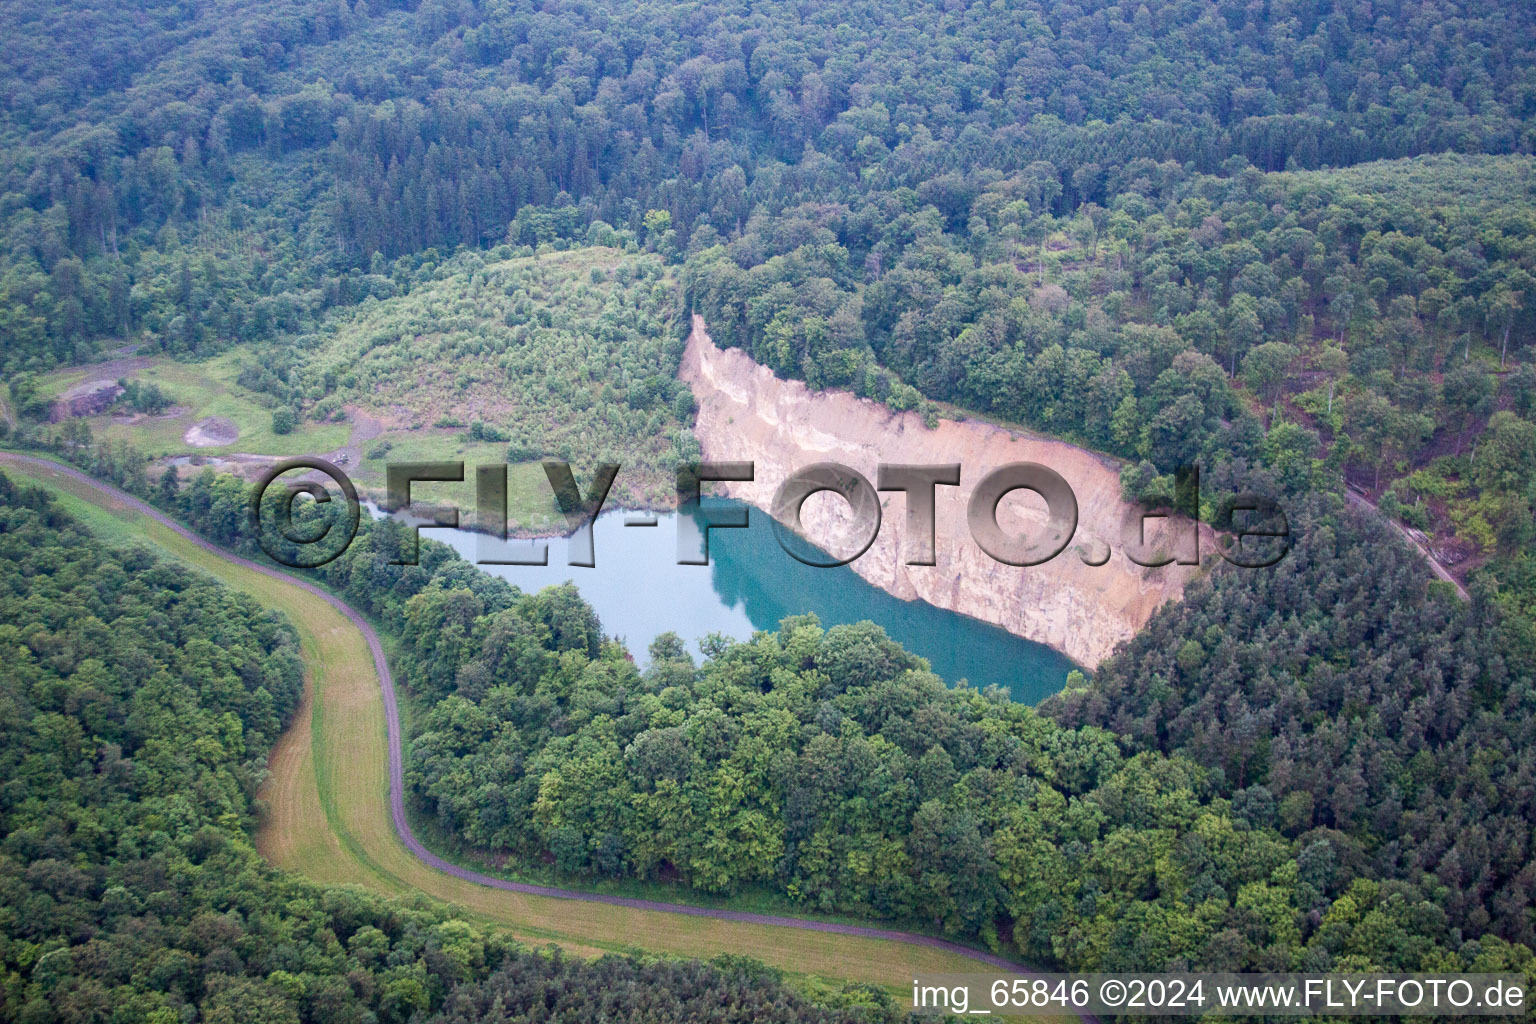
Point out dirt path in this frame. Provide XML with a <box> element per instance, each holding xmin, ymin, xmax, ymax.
<box><xmin>57</xmin><ymin>352</ymin><xmax>156</xmax><ymax>383</ymax></box>
<box><xmin>321</xmin><ymin>406</ymin><xmax>386</xmax><ymax>471</ymax></box>
<box><xmin>0</xmin><ymin>452</ymin><xmax>1078</xmax><ymax>1007</ymax></box>
<box><xmin>1345</xmin><ymin>487</ymin><xmax>1469</xmax><ymax>600</ymax></box>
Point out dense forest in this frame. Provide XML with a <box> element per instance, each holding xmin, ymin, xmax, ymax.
<box><xmin>115</xmin><ymin>465</ymin><xmax>1526</xmax><ymax>983</ymax></box>
<box><xmin>395</xmin><ymin>505</ymin><xmax>1536</xmax><ymax>975</ymax></box>
<box><xmin>5</xmin><ymin>0</ymin><xmax>1536</xmax><ymax>1011</ymax></box>
<box><xmin>4</xmin><ymin>0</ymin><xmax>1533</xmax><ymax>584</ymax></box>
<box><xmin>0</xmin><ymin>472</ymin><xmax>906</xmax><ymax>1023</ymax></box>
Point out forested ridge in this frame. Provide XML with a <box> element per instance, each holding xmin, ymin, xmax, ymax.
<box><xmin>5</xmin><ymin>0</ymin><xmax>1536</xmax><ymax>1012</ymax></box>
<box><xmin>393</xmin><ymin>507</ymin><xmax>1536</xmax><ymax>976</ymax></box>
<box><xmin>112</xmin><ymin>466</ymin><xmax>1526</xmax><ymax>985</ymax></box>
<box><xmin>7</xmin><ymin>0</ymin><xmax>1535</xmax><ymax>369</ymax></box>
<box><xmin>0</xmin><ymin>472</ymin><xmax>909</xmax><ymax>1023</ymax></box>
<box><xmin>5</xmin><ymin>0</ymin><xmax>1535</xmax><ymax>595</ymax></box>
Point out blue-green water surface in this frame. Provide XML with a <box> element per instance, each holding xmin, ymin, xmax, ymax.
<box><xmin>407</xmin><ymin>499</ymin><xmax>1077</xmax><ymax>704</ymax></box>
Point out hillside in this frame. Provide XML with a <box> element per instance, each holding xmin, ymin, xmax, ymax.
<box><xmin>289</xmin><ymin>246</ymin><xmax>694</xmax><ymax>508</ymax></box>
<box><xmin>24</xmin><ymin>246</ymin><xmax>696</xmax><ymax>520</ymax></box>
<box><xmin>0</xmin><ymin>463</ymin><xmax>913</xmax><ymax>1023</ymax></box>
<box><xmin>4</xmin><ymin>0</ymin><xmax>1536</xmax><ymax>1006</ymax></box>
<box><xmin>682</xmin><ymin>316</ymin><xmax>1208</xmax><ymax>668</ymax></box>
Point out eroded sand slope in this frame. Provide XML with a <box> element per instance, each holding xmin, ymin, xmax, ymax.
<box><xmin>680</xmin><ymin>316</ymin><xmax>1209</xmax><ymax>668</ymax></box>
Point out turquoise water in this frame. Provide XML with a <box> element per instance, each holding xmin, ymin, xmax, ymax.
<box><xmin>403</xmin><ymin>499</ymin><xmax>1077</xmax><ymax>704</ymax></box>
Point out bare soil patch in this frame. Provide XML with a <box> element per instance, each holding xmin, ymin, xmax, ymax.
<box><xmin>184</xmin><ymin>416</ymin><xmax>239</xmax><ymax>447</ymax></box>
<box><xmin>50</xmin><ymin>380</ymin><xmax>123</xmax><ymax>421</ymax></box>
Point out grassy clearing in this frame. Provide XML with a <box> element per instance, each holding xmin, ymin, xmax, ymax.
<box><xmin>0</xmin><ymin>454</ymin><xmax>1065</xmax><ymax>1018</ymax></box>
<box><xmin>349</xmin><ymin>432</ymin><xmax>560</xmax><ymax>530</ymax></box>
<box><xmin>34</xmin><ymin>245</ymin><xmax>688</xmax><ymax>517</ymax></box>
<box><xmin>37</xmin><ymin>348</ymin><xmax>350</xmax><ymax>457</ymax></box>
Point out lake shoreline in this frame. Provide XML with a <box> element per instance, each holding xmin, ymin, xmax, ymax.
<box><xmin>680</xmin><ymin>315</ymin><xmax>1213</xmax><ymax>669</ymax></box>
<box><xmin>374</xmin><ymin>498</ymin><xmax>1079</xmax><ymax>704</ymax></box>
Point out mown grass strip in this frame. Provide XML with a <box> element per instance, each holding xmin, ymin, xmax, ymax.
<box><xmin>0</xmin><ymin>453</ymin><xmax>1069</xmax><ymax>1018</ymax></box>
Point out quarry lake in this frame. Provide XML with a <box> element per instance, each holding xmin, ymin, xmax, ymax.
<box><xmin>385</xmin><ymin>499</ymin><xmax>1077</xmax><ymax>704</ymax></box>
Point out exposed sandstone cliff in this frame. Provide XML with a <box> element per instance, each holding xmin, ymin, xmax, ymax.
<box><xmin>679</xmin><ymin>315</ymin><xmax>1211</xmax><ymax>669</ymax></box>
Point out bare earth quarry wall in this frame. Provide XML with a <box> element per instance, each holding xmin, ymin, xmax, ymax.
<box><xmin>679</xmin><ymin>315</ymin><xmax>1211</xmax><ymax>669</ymax></box>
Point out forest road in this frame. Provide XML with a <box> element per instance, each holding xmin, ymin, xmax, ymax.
<box><xmin>1344</xmin><ymin>487</ymin><xmax>1469</xmax><ymax>600</ymax></box>
<box><xmin>0</xmin><ymin>452</ymin><xmax>1082</xmax><ymax>1003</ymax></box>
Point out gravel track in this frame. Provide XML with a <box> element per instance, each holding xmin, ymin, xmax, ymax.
<box><xmin>0</xmin><ymin>452</ymin><xmax>1049</xmax><ymax>980</ymax></box>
